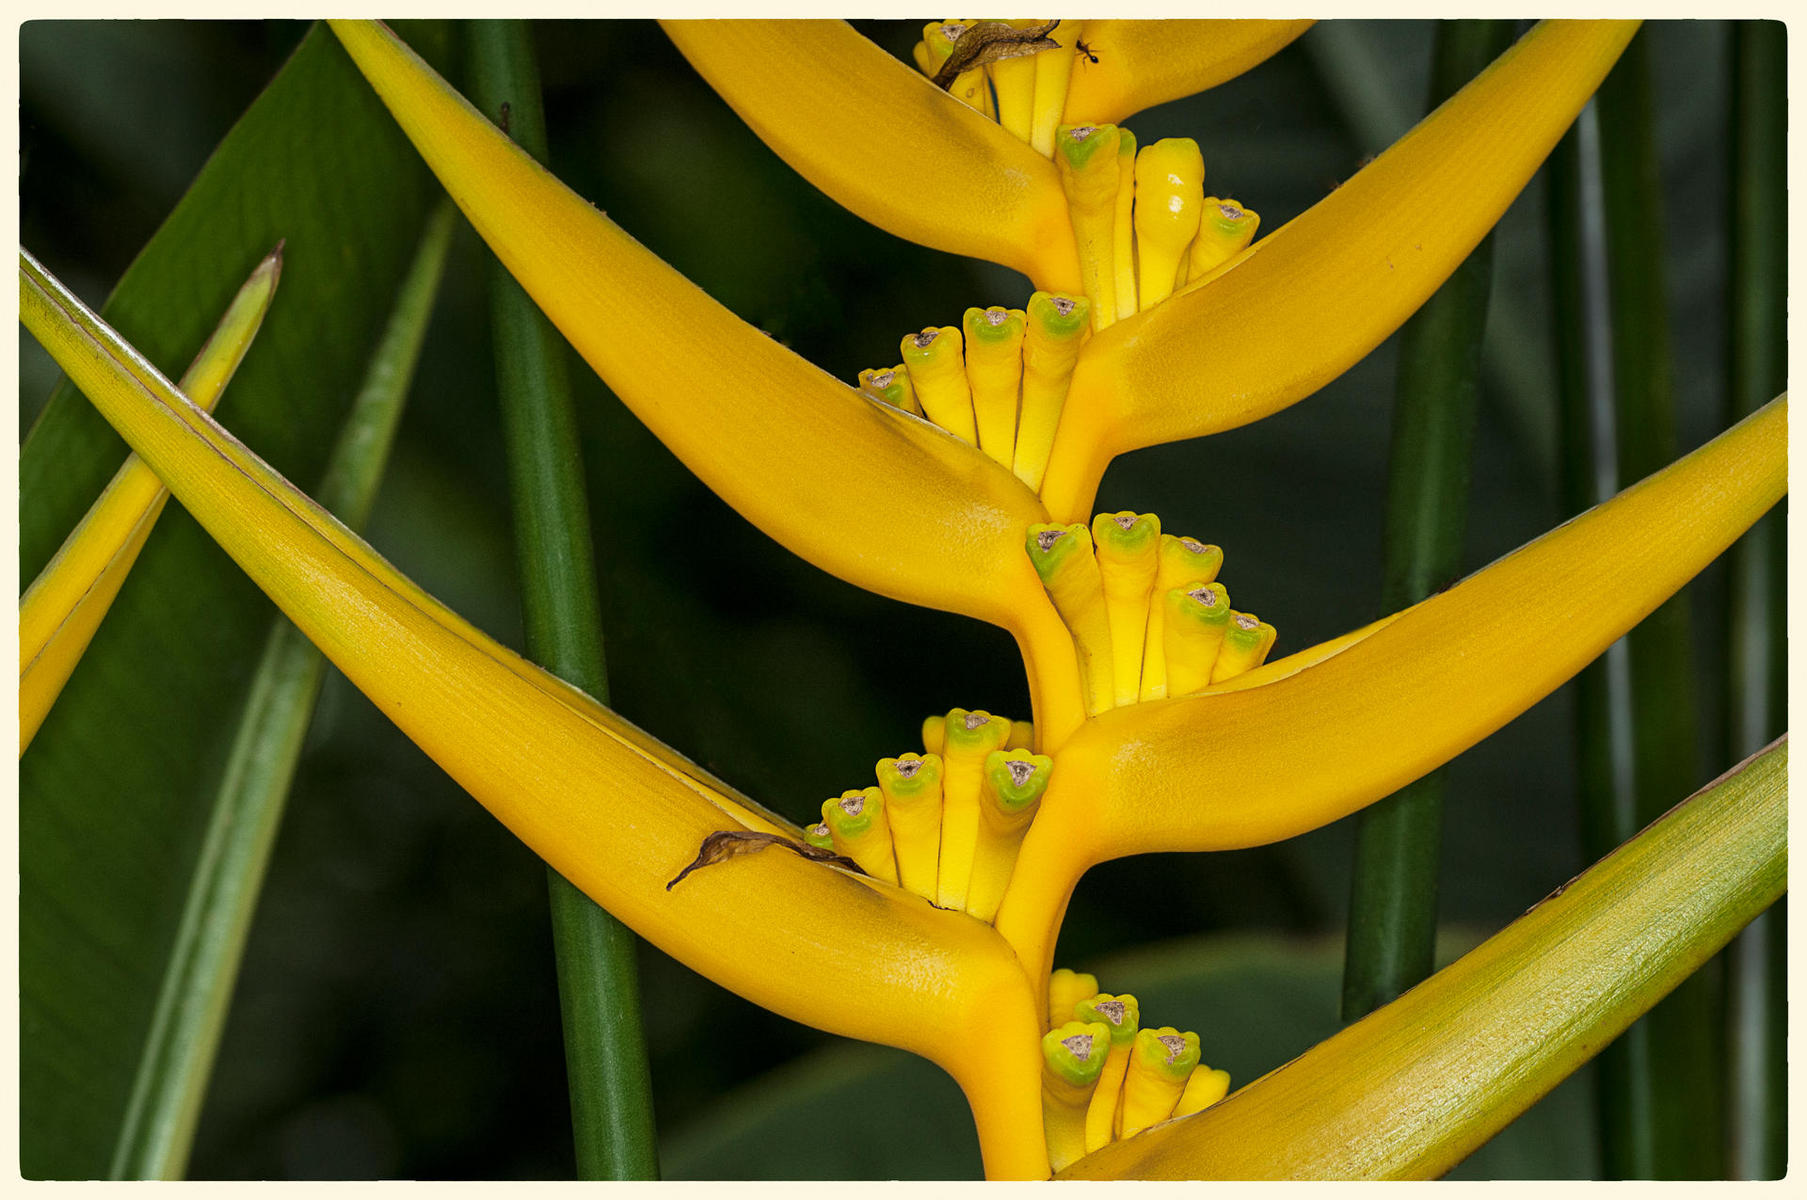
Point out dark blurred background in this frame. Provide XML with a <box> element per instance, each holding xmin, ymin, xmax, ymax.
<box><xmin>20</xmin><ymin>20</ymin><xmax>1744</xmax><ymax>1179</ymax></box>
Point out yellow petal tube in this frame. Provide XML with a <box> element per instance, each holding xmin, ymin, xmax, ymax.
<box><xmin>660</xmin><ymin>20</ymin><xmax>1080</xmax><ymax>291</ymax></box>
<box><xmin>1063</xmin><ymin>739</ymin><xmax>1787</xmax><ymax>1179</ymax></box>
<box><xmin>1040</xmin><ymin>20</ymin><xmax>1640</xmax><ymax>522</ymax></box>
<box><xmin>20</xmin><ymin>246</ymin><xmax>280</xmax><ymax>754</ymax></box>
<box><xmin>328</xmin><ymin>21</ymin><xmax>1084</xmax><ymax>746</ymax></box>
<box><xmin>1061</xmin><ymin>20</ymin><xmax>1318</xmax><ymax>126</ymax></box>
<box><xmin>998</xmin><ymin>396</ymin><xmax>1786</xmax><ymax>982</ymax></box>
<box><xmin>21</xmin><ymin>251</ymin><xmax>1052</xmax><ymax>1181</ymax></box>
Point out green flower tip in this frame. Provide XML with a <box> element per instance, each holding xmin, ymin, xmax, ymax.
<box><xmin>1134</xmin><ymin>1026</ymin><xmax>1201</xmax><ymax>1079</ymax></box>
<box><xmin>1027</xmin><ymin>290</ymin><xmax>1091</xmax><ymax>339</ymax></box>
<box><xmin>1091</xmin><ymin>510</ymin><xmax>1161</xmax><ymax>558</ymax></box>
<box><xmin>963</xmin><ymin>305</ymin><xmax>1025</xmax><ymax>344</ymax></box>
<box><xmin>822</xmin><ymin>787</ymin><xmax>882</xmax><ymax>836</ymax></box>
<box><xmin>945</xmin><ymin>707</ymin><xmax>1008</xmax><ymax>754</ymax></box>
<box><xmin>1074</xmin><ymin>992</ymin><xmax>1141</xmax><ymax>1044</ymax></box>
<box><xmin>876</xmin><ymin>751</ymin><xmax>942</xmax><ymax>795</ymax></box>
<box><xmin>804</xmin><ymin>823</ymin><xmax>835</xmax><ymax>850</ymax></box>
<box><xmin>1056</xmin><ymin>122</ymin><xmax>1121</xmax><ymax>172</ymax></box>
<box><xmin>1168</xmin><ymin>581</ymin><xmax>1232</xmax><ymax>627</ymax></box>
<box><xmin>983</xmin><ymin>749</ymin><xmax>1053</xmax><ymax>811</ymax></box>
<box><xmin>1043</xmin><ymin>1020</ymin><xmax>1111</xmax><ymax>1086</ymax></box>
<box><xmin>1026</xmin><ymin>521</ymin><xmax>1092</xmax><ymax>580</ymax></box>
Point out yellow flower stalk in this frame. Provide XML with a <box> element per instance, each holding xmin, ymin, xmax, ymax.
<box><xmin>18</xmin><ymin>246</ymin><xmax>280</xmax><ymax>753</ymax></box>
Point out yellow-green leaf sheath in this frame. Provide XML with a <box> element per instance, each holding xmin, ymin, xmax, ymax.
<box><xmin>1027</xmin><ymin>523</ymin><xmax>1115</xmax><ymax>717</ymax></box>
<box><xmin>1042</xmin><ymin>1021</ymin><xmax>1109</xmax><ymax>1172</ymax></box>
<box><xmin>875</xmin><ymin>753</ymin><xmax>943</xmax><ymax>900</ymax></box>
<box><xmin>20</xmin><ymin>246</ymin><xmax>280</xmax><ymax>753</ymax></box>
<box><xmin>1040</xmin><ymin>20</ymin><xmax>1641</xmax><ymax>522</ymax></box>
<box><xmin>1061</xmin><ymin>20</ymin><xmax>1317</xmax><ymax>125</ymax></box>
<box><xmin>328</xmin><ymin>21</ymin><xmax>1054</xmax><ymax>644</ymax></box>
<box><xmin>1013</xmin><ymin>291</ymin><xmax>1090</xmax><ymax>492</ymax></box>
<box><xmin>1091</xmin><ymin>512</ymin><xmax>1160</xmax><ymax>707</ymax></box>
<box><xmin>1139</xmin><ymin>535</ymin><xmax>1223</xmax><ymax>702</ymax></box>
<box><xmin>822</xmin><ymin>788</ymin><xmax>900</xmax><ymax>885</ymax></box>
<box><xmin>20</xmin><ymin>250</ymin><xmax>1053</xmax><ymax>1182</ymax></box>
<box><xmin>1119</xmin><ymin>1027</ymin><xmax>1200</xmax><ymax>1137</ymax></box>
<box><xmin>963</xmin><ymin>306</ymin><xmax>1026</xmax><ymax>470</ymax></box>
<box><xmin>966</xmin><ymin>750</ymin><xmax>1053</xmax><ymax>923</ymax></box>
<box><xmin>660</xmin><ymin>20</ymin><xmax>1079</xmax><ymax>291</ymax></box>
<box><xmin>1074</xmin><ymin>992</ymin><xmax>1140</xmax><ymax>1153</ymax></box>
<box><xmin>997</xmin><ymin>396</ymin><xmax>1785</xmax><ymax>985</ymax></box>
<box><xmin>936</xmin><ymin>709</ymin><xmax>1011</xmax><ymax>911</ymax></box>
<box><xmin>1063</xmin><ymin>739</ymin><xmax>1787</xmax><ymax>1179</ymax></box>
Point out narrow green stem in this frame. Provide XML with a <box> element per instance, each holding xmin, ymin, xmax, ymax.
<box><xmin>1341</xmin><ymin>20</ymin><xmax>1512</xmax><ymax>1024</ymax></box>
<box><xmin>466</xmin><ymin>20</ymin><xmax>659</xmax><ymax>1181</ymax></box>
<box><xmin>1722</xmin><ymin>20</ymin><xmax>1786</xmax><ymax>1181</ymax></box>
<box><xmin>1582</xmin><ymin>30</ymin><xmax>1721</xmax><ymax>1178</ymax></box>
<box><xmin>109</xmin><ymin>206</ymin><xmax>455</xmax><ymax>1179</ymax></box>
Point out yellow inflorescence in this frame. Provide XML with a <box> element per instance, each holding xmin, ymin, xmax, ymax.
<box><xmin>909</xmin><ymin>21</ymin><xmax>1262</xmax><ymax>332</ymax></box>
<box><xmin>859</xmin><ymin>294</ymin><xmax>1090</xmax><ymax>495</ymax></box>
<box><xmin>1039</xmin><ymin>973</ymin><xmax>1231</xmax><ymax>1167</ymax></box>
<box><xmin>834</xmin><ymin>708</ymin><xmax>1047</xmax><ymax>923</ymax></box>
<box><xmin>1029</xmin><ymin>514</ymin><xmax>1276</xmax><ymax>715</ymax></box>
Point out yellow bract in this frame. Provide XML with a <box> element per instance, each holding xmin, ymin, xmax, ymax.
<box><xmin>19</xmin><ymin>247</ymin><xmax>280</xmax><ymax>753</ymax></box>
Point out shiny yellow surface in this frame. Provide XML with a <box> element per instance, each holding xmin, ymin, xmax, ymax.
<box><xmin>1063</xmin><ymin>739</ymin><xmax>1787</xmax><ymax>1178</ymax></box>
<box><xmin>19</xmin><ymin>247</ymin><xmax>280</xmax><ymax>753</ymax></box>
<box><xmin>21</xmin><ymin>251</ymin><xmax>1055</xmax><ymax>1182</ymax></box>
<box><xmin>661</xmin><ymin>20</ymin><xmax>1079</xmax><ymax>290</ymax></box>
<box><xmin>998</xmin><ymin>397</ymin><xmax>1785</xmax><ymax>982</ymax></box>
<box><xmin>329</xmin><ymin>21</ymin><xmax>1061</xmax><ymax>659</ymax></box>
<box><xmin>1062</xmin><ymin>20</ymin><xmax>1317</xmax><ymax>125</ymax></box>
<box><xmin>1040</xmin><ymin>20</ymin><xmax>1640</xmax><ymax>522</ymax></box>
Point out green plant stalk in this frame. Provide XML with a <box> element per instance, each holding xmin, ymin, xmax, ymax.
<box><xmin>1341</xmin><ymin>19</ymin><xmax>1513</xmax><ymax>1024</ymax></box>
<box><xmin>1064</xmin><ymin>738</ymin><xmax>1789</xmax><ymax>1180</ymax></box>
<box><xmin>1722</xmin><ymin>19</ymin><xmax>1786</xmax><ymax>1182</ymax></box>
<box><xmin>108</xmin><ymin>204</ymin><xmax>456</xmax><ymax>1179</ymax></box>
<box><xmin>466</xmin><ymin>19</ymin><xmax>659</xmax><ymax>1182</ymax></box>
<box><xmin>1593</xmin><ymin>31</ymin><xmax>1722</xmax><ymax>1179</ymax></box>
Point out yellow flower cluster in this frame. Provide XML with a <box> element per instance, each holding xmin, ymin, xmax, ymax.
<box><xmin>1042</xmin><ymin>968</ymin><xmax>1231</xmax><ymax>1170</ymax></box>
<box><xmin>1029</xmin><ymin>513</ymin><xmax>1275</xmax><ymax>716</ymax></box>
<box><xmin>805</xmin><ymin>707</ymin><xmax>1044</xmax><ymax>923</ymax></box>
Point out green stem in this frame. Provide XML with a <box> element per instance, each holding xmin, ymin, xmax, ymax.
<box><xmin>1340</xmin><ymin>19</ymin><xmax>1513</xmax><ymax>1024</ymax></box>
<box><xmin>466</xmin><ymin>20</ymin><xmax>659</xmax><ymax>1181</ymax></box>
<box><xmin>109</xmin><ymin>206</ymin><xmax>455</xmax><ymax>1179</ymax></box>
<box><xmin>1585</xmin><ymin>30</ymin><xmax>1720</xmax><ymax>1178</ymax></box>
<box><xmin>1722</xmin><ymin>20</ymin><xmax>1786</xmax><ymax>1181</ymax></box>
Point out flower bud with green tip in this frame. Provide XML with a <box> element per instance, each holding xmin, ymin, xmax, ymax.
<box><xmin>1042</xmin><ymin>1020</ymin><xmax>1111</xmax><ymax>1171</ymax></box>
<box><xmin>967</xmin><ymin>749</ymin><xmax>1054</xmax><ymax>922</ymax></box>
<box><xmin>1120</xmin><ymin>1026</ymin><xmax>1201</xmax><ymax>1138</ymax></box>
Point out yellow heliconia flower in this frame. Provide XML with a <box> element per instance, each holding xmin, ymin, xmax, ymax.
<box><xmin>325</xmin><ymin>18</ymin><xmax>1638</xmax><ymax>753</ymax></box>
<box><xmin>19</xmin><ymin>247</ymin><xmax>1785</xmax><ymax>1179</ymax></box>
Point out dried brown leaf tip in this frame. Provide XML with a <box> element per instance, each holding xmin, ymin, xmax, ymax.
<box><xmin>666</xmin><ymin>829</ymin><xmax>866</xmax><ymax>891</ymax></box>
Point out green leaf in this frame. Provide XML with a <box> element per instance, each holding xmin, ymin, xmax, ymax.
<box><xmin>107</xmin><ymin>203</ymin><xmax>455</xmax><ymax>1180</ymax></box>
<box><xmin>20</xmin><ymin>21</ymin><xmax>449</xmax><ymax>1179</ymax></box>
<box><xmin>662</xmin><ymin>931</ymin><xmax>1598</xmax><ymax>1180</ymax></box>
